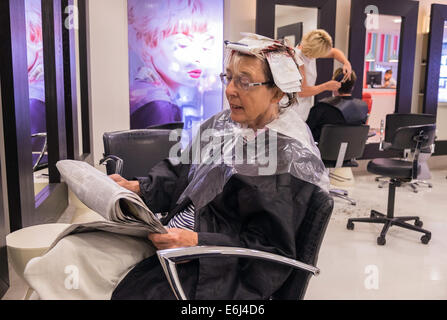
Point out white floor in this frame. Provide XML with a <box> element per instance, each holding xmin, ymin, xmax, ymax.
<box><xmin>3</xmin><ymin>162</ymin><xmax>447</xmax><ymax>300</ymax></box>
<box><xmin>305</xmin><ymin>168</ymin><xmax>447</xmax><ymax>300</ymax></box>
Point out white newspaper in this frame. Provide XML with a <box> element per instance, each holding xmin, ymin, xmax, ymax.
<box><xmin>53</xmin><ymin>160</ymin><xmax>167</xmax><ymax>246</ymax></box>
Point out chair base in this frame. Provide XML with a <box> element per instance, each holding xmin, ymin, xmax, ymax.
<box><xmin>330</xmin><ymin>189</ymin><xmax>356</xmax><ymax>206</ymax></box>
<box><xmin>347</xmin><ymin>210</ymin><xmax>431</xmax><ymax>246</ymax></box>
<box><xmin>376</xmin><ymin>176</ymin><xmax>433</xmax><ymax>193</ymax></box>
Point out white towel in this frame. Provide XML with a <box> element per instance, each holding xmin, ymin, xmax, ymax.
<box><xmin>23</xmin><ymin>231</ymin><xmax>155</xmax><ymax>300</ymax></box>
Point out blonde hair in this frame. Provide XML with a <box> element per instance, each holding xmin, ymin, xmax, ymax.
<box><xmin>300</xmin><ymin>29</ymin><xmax>333</xmax><ymax>59</ymax></box>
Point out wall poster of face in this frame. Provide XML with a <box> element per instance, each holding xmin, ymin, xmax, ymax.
<box><xmin>25</xmin><ymin>0</ymin><xmax>47</xmax><ymax>165</ymax></box>
<box><xmin>127</xmin><ymin>0</ymin><xmax>224</xmax><ymax>134</ymax></box>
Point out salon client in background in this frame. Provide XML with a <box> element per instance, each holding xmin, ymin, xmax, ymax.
<box><xmin>382</xmin><ymin>69</ymin><xmax>397</xmax><ymax>89</ymax></box>
<box><xmin>295</xmin><ymin>29</ymin><xmax>353</xmax><ymax>121</ymax></box>
<box><xmin>306</xmin><ymin>68</ymin><xmax>369</xmax><ymax>143</ymax></box>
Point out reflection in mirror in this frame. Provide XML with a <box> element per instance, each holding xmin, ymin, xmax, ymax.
<box><xmin>436</xmin><ymin>21</ymin><xmax>447</xmax><ymax>140</ymax></box>
<box><xmin>25</xmin><ymin>0</ymin><xmax>49</xmax><ymax>196</ymax></box>
<box><xmin>274</xmin><ymin>5</ymin><xmax>317</xmax><ymax>47</ymax></box>
<box><xmin>363</xmin><ymin>14</ymin><xmax>401</xmax><ymax>144</ymax></box>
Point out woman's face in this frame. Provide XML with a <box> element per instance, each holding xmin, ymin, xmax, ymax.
<box><xmin>151</xmin><ymin>32</ymin><xmax>215</xmax><ymax>88</ymax></box>
<box><xmin>225</xmin><ymin>55</ymin><xmax>283</xmax><ymax>128</ymax></box>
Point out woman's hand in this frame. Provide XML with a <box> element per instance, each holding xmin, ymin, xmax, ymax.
<box><xmin>109</xmin><ymin>174</ymin><xmax>141</xmax><ymax>195</ymax></box>
<box><xmin>148</xmin><ymin>228</ymin><xmax>198</xmax><ymax>250</ymax></box>
<box><xmin>342</xmin><ymin>62</ymin><xmax>352</xmax><ymax>82</ymax></box>
<box><xmin>325</xmin><ymin>80</ymin><xmax>342</xmax><ymax>92</ymax></box>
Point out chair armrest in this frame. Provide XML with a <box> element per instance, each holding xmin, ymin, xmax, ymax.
<box><xmin>99</xmin><ymin>155</ymin><xmax>124</xmax><ymax>175</ymax></box>
<box><xmin>157</xmin><ymin>246</ymin><xmax>320</xmax><ymax>300</ymax></box>
<box><xmin>31</xmin><ymin>133</ymin><xmax>48</xmax><ymax>172</ymax></box>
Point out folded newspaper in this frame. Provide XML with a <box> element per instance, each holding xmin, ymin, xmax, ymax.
<box><xmin>50</xmin><ymin>160</ymin><xmax>167</xmax><ymax>246</ymax></box>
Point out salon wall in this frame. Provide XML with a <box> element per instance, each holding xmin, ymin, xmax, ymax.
<box><xmin>87</xmin><ymin>0</ymin><xmax>130</xmax><ymax>168</ymax></box>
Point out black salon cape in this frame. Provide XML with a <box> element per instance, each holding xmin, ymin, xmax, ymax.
<box><xmin>111</xmin><ymin>156</ymin><xmax>328</xmax><ymax>300</ymax></box>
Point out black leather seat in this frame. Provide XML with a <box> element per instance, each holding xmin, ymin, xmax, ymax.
<box><xmin>347</xmin><ymin>124</ymin><xmax>436</xmax><ymax>246</ymax></box>
<box><xmin>376</xmin><ymin>113</ymin><xmax>436</xmax><ymax>191</ymax></box>
<box><xmin>368</xmin><ymin>158</ymin><xmax>415</xmax><ymax>179</ymax></box>
<box><xmin>156</xmin><ymin>187</ymin><xmax>334</xmax><ymax>300</ymax></box>
<box><xmin>100</xmin><ymin>129</ymin><xmax>179</xmax><ymax>179</ymax></box>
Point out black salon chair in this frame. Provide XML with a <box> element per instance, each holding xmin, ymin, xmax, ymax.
<box><xmin>318</xmin><ymin>124</ymin><xmax>370</xmax><ymax>206</ymax></box>
<box><xmin>347</xmin><ymin>124</ymin><xmax>436</xmax><ymax>246</ymax></box>
<box><xmin>100</xmin><ymin>129</ymin><xmax>179</xmax><ymax>179</ymax></box>
<box><xmin>157</xmin><ymin>187</ymin><xmax>334</xmax><ymax>300</ymax></box>
<box><xmin>146</xmin><ymin>122</ymin><xmax>184</xmax><ymax>131</ymax></box>
<box><xmin>376</xmin><ymin>113</ymin><xmax>436</xmax><ymax>192</ymax></box>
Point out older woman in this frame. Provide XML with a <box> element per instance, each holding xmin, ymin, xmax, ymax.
<box><xmin>22</xmin><ymin>34</ymin><xmax>329</xmax><ymax>301</ymax></box>
<box><xmin>110</xmin><ymin>34</ymin><xmax>330</xmax><ymax>300</ymax></box>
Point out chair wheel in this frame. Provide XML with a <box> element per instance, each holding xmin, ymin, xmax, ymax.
<box><xmin>378</xmin><ymin>185</ymin><xmax>383</xmax><ymax>189</ymax></box>
<box><xmin>347</xmin><ymin>221</ymin><xmax>354</xmax><ymax>230</ymax></box>
<box><xmin>415</xmin><ymin>220</ymin><xmax>423</xmax><ymax>227</ymax></box>
<box><xmin>377</xmin><ymin>237</ymin><xmax>386</xmax><ymax>246</ymax></box>
<box><xmin>421</xmin><ymin>234</ymin><xmax>431</xmax><ymax>244</ymax></box>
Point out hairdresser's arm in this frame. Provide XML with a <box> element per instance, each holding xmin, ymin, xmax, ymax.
<box><xmin>298</xmin><ymin>65</ymin><xmax>341</xmax><ymax>98</ymax></box>
<box><xmin>322</xmin><ymin>48</ymin><xmax>352</xmax><ymax>82</ymax></box>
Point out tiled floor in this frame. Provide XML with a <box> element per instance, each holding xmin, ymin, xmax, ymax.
<box><xmin>3</xmin><ymin>162</ymin><xmax>447</xmax><ymax>300</ymax></box>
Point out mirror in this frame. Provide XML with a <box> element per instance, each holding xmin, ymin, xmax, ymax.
<box><xmin>25</xmin><ymin>0</ymin><xmax>49</xmax><ymax>195</ymax></box>
<box><xmin>274</xmin><ymin>5</ymin><xmax>318</xmax><ymax>46</ymax></box>
<box><xmin>363</xmin><ymin>14</ymin><xmax>402</xmax><ymax>143</ymax></box>
<box><xmin>274</xmin><ymin>5</ymin><xmax>318</xmax><ymax>107</ymax></box>
<box><xmin>436</xmin><ymin>21</ymin><xmax>447</xmax><ymax>140</ymax></box>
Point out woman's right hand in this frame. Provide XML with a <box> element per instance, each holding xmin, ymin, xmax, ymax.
<box><xmin>109</xmin><ymin>174</ymin><xmax>141</xmax><ymax>195</ymax></box>
<box><xmin>325</xmin><ymin>80</ymin><xmax>342</xmax><ymax>92</ymax></box>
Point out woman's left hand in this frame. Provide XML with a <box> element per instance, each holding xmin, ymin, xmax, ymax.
<box><xmin>342</xmin><ymin>62</ymin><xmax>352</xmax><ymax>82</ymax></box>
<box><xmin>148</xmin><ymin>228</ymin><xmax>198</xmax><ymax>250</ymax></box>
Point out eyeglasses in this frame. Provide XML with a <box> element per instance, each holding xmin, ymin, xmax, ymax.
<box><xmin>220</xmin><ymin>73</ymin><xmax>272</xmax><ymax>91</ymax></box>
